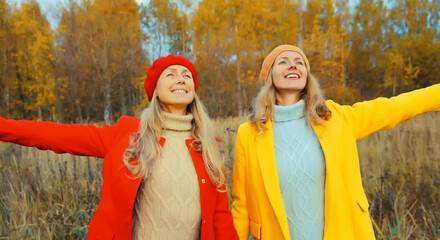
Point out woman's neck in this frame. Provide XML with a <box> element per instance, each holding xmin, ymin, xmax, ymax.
<box><xmin>275</xmin><ymin>90</ymin><xmax>301</xmax><ymax>106</ymax></box>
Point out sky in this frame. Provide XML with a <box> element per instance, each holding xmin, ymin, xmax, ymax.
<box><xmin>6</xmin><ymin>0</ymin><xmax>362</xmax><ymax>29</ymax></box>
<box><xmin>7</xmin><ymin>0</ymin><xmax>146</xmax><ymax>9</ymax></box>
<box><xmin>6</xmin><ymin>0</ymin><xmax>146</xmax><ymax>29</ymax></box>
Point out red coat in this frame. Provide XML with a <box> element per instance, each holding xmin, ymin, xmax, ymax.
<box><xmin>0</xmin><ymin>116</ymin><xmax>238</xmax><ymax>240</ymax></box>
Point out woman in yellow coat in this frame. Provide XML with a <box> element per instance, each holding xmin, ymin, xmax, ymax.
<box><xmin>231</xmin><ymin>45</ymin><xmax>440</xmax><ymax>240</ymax></box>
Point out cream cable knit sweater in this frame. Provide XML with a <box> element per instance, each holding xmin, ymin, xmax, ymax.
<box><xmin>132</xmin><ymin>112</ymin><xmax>201</xmax><ymax>240</ymax></box>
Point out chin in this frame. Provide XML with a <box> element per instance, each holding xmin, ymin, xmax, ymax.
<box><xmin>282</xmin><ymin>85</ymin><xmax>305</xmax><ymax>91</ymax></box>
<box><xmin>171</xmin><ymin>100</ymin><xmax>192</xmax><ymax>105</ymax></box>
<box><xmin>287</xmin><ymin>83</ymin><xmax>306</xmax><ymax>90</ymax></box>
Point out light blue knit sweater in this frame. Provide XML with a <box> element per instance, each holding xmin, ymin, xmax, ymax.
<box><xmin>272</xmin><ymin>100</ymin><xmax>325</xmax><ymax>240</ymax></box>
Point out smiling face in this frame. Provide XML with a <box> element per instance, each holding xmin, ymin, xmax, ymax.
<box><xmin>271</xmin><ymin>51</ymin><xmax>308</xmax><ymax>105</ymax></box>
<box><xmin>155</xmin><ymin>65</ymin><xmax>195</xmax><ymax>115</ymax></box>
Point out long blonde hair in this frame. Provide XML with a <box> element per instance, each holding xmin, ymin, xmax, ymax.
<box><xmin>123</xmin><ymin>92</ymin><xmax>226</xmax><ymax>189</ymax></box>
<box><xmin>249</xmin><ymin>69</ymin><xmax>331</xmax><ymax>134</ymax></box>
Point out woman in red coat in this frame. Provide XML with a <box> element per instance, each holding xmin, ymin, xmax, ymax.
<box><xmin>0</xmin><ymin>54</ymin><xmax>238</xmax><ymax>240</ymax></box>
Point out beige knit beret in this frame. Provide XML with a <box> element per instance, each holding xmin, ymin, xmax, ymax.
<box><xmin>259</xmin><ymin>45</ymin><xmax>310</xmax><ymax>86</ymax></box>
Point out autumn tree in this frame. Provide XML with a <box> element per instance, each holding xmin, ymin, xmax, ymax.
<box><xmin>2</xmin><ymin>0</ymin><xmax>439</xmax><ymax>120</ymax></box>
<box><xmin>289</xmin><ymin>0</ymin><xmax>355</xmax><ymax>104</ymax></box>
<box><xmin>140</xmin><ymin>0</ymin><xmax>192</xmax><ymax>59</ymax></box>
<box><xmin>382</xmin><ymin>0</ymin><xmax>440</xmax><ymax>95</ymax></box>
<box><xmin>0</xmin><ymin>0</ymin><xmax>13</xmax><ymax>117</ymax></box>
<box><xmin>192</xmin><ymin>0</ymin><xmax>302</xmax><ymax>116</ymax></box>
<box><xmin>348</xmin><ymin>0</ymin><xmax>389</xmax><ymax>98</ymax></box>
<box><xmin>56</xmin><ymin>0</ymin><xmax>147</xmax><ymax>123</ymax></box>
<box><xmin>0</xmin><ymin>0</ymin><xmax>56</xmax><ymax>120</ymax></box>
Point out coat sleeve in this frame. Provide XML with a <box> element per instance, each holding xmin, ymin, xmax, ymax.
<box><xmin>231</xmin><ymin>125</ymin><xmax>250</xmax><ymax>240</ymax></box>
<box><xmin>213</xmin><ymin>184</ymin><xmax>239</xmax><ymax>240</ymax></box>
<box><xmin>336</xmin><ymin>84</ymin><xmax>440</xmax><ymax>140</ymax></box>
<box><xmin>0</xmin><ymin>117</ymin><xmax>119</xmax><ymax>158</ymax></box>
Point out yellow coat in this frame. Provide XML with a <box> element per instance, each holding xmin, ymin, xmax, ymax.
<box><xmin>232</xmin><ymin>84</ymin><xmax>440</xmax><ymax>240</ymax></box>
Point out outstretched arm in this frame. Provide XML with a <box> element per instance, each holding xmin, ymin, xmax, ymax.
<box><xmin>336</xmin><ymin>84</ymin><xmax>440</xmax><ymax>140</ymax></box>
<box><xmin>213</xmin><ymin>184</ymin><xmax>239</xmax><ymax>240</ymax></box>
<box><xmin>232</xmin><ymin>127</ymin><xmax>250</xmax><ymax>240</ymax></box>
<box><xmin>0</xmin><ymin>117</ymin><xmax>118</xmax><ymax>158</ymax></box>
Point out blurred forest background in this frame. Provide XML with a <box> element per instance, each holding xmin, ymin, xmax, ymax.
<box><xmin>1</xmin><ymin>0</ymin><xmax>440</xmax><ymax>239</ymax></box>
<box><xmin>1</xmin><ymin>0</ymin><xmax>439</xmax><ymax>122</ymax></box>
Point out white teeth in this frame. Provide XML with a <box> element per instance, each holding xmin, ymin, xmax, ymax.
<box><xmin>286</xmin><ymin>74</ymin><xmax>299</xmax><ymax>79</ymax></box>
<box><xmin>172</xmin><ymin>89</ymin><xmax>186</xmax><ymax>93</ymax></box>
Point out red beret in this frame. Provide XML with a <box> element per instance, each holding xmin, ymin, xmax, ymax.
<box><xmin>144</xmin><ymin>54</ymin><xmax>198</xmax><ymax>101</ymax></box>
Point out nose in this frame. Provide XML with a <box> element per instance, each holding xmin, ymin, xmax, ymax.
<box><xmin>176</xmin><ymin>76</ymin><xmax>185</xmax><ymax>84</ymax></box>
<box><xmin>288</xmin><ymin>63</ymin><xmax>297</xmax><ymax>70</ymax></box>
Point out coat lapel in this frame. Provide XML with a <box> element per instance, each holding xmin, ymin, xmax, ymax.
<box><xmin>185</xmin><ymin>139</ymin><xmax>211</xmax><ymax>219</ymax></box>
<box><xmin>312</xmin><ymin>121</ymin><xmax>332</xmax><ymax>237</ymax></box>
<box><xmin>255</xmin><ymin>119</ymin><xmax>290</xmax><ymax>240</ymax></box>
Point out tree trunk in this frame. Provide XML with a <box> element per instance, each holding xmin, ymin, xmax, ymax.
<box><xmin>38</xmin><ymin>106</ymin><xmax>42</xmax><ymax>121</ymax></box>
<box><xmin>235</xmin><ymin>25</ymin><xmax>243</xmax><ymax>116</ymax></box>
<box><xmin>236</xmin><ymin>58</ymin><xmax>243</xmax><ymax>116</ymax></box>
<box><xmin>120</xmin><ymin>77</ymin><xmax>127</xmax><ymax>116</ymax></box>
<box><xmin>4</xmin><ymin>86</ymin><xmax>9</xmax><ymax>117</ymax></box>
<box><xmin>72</xmin><ymin>76</ymin><xmax>83</xmax><ymax>122</ymax></box>
<box><xmin>104</xmin><ymin>80</ymin><xmax>112</xmax><ymax>124</ymax></box>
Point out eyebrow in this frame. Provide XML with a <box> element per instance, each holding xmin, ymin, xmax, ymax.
<box><xmin>275</xmin><ymin>56</ymin><xmax>304</xmax><ymax>62</ymax></box>
<box><xmin>276</xmin><ymin>56</ymin><xmax>289</xmax><ymax>61</ymax></box>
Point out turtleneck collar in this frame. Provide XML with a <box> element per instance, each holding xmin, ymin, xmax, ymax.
<box><xmin>162</xmin><ymin>111</ymin><xmax>193</xmax><ymax>132</ymax></box>
<box><xmin>273</xmin><ymin>99</ymin><xmax>305</xmax><ymax>122</ymax></box>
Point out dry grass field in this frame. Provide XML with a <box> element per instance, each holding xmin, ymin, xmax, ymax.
<box><xmin>1</xmin><ymin>112</ymin><xmax>439</xmax><ymax>239</ymax></box>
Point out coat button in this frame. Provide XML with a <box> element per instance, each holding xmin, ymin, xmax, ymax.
<box><xmin>201</xmin><ymin>179</ymin><xmax>205</xmax><ymax>184</ymax></box>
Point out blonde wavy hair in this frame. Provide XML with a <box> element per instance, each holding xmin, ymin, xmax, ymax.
<box><xmin>123</xmin><ymin>92</ymin><xmax>226</xmax><ymax>189</ymax></box>
<box><xmin>249</xmin><ymin>69</ymin><xmax>332</xmax><ymax>134</ymax></box>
